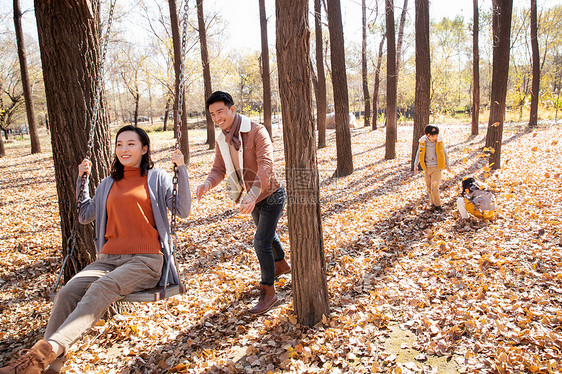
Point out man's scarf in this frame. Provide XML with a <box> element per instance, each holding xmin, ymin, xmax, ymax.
<box><xmin>223</xmin><ymin>113</ymin><xmax>242</xmax><ymax>151</ymax></box>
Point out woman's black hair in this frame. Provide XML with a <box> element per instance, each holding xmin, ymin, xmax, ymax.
<box><xmin>110</xmin><ymin>125</ymin><xmax>154</xmax><ymax>181</ymax></box>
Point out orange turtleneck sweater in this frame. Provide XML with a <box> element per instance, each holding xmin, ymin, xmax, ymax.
<box><xmin>102</xmin><ymin>167</ymin><xmax>162</xmax><ymax>255</ymax></box>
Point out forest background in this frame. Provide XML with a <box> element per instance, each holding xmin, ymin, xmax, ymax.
<box><xmin>1</xmin><ymin>0</ymin><xmax>561</xmax><ymax>133</ymax></box>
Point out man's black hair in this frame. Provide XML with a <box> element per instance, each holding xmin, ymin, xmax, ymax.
<box><xmin>424</xmin><ymin>125</ymin><xmax>439</xmax><ymax>135</ymax></box>
<box><xmin>206</xmin><ymin>91</ymin><xmax>234</xmax><ymax>110</ymax></box>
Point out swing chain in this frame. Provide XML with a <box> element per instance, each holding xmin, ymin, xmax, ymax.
<box><xmin>161</xmin><ymin>0</ymin><xmax>189</xmax><ymax>299</ymax></box>
<box><xmin>77</xmin><ymin>0</ymin><xmax>116</xmax><ymax>249</ymax></box>
<box><xmin>51</xmin><ymin>177</ymin><xmax>84</xmax><ymax>294</ymax></box>
<box><xmin>86</xmin><ymin>0</ymin><xmax>116</xmax><ymax>160</ymax></box>
<box><xmin>171</xmin><ymin>0</ymin><xmax>189</xmax><ymax>237</ymax></box>
<box><xmin>175</xmin><ymin>0</ymin><xmax>189</xmax><ymax>151</ymax></box>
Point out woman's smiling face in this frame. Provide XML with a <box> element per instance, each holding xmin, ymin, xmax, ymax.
<box><xmin>115</xmin><ymin>130</ymin><xmax>147</xmax><ymax>168</ymax></box>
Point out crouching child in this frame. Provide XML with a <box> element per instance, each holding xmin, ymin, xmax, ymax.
<box><xmin>457</xmin><ymin>176</ymin><xmax>496</xmax><ymax>220</ymax></box>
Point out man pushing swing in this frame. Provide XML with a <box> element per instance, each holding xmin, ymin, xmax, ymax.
<box><xmin>196</xmin><ymin>91</ymin><xmax>290</xmax><ymax>315</ymax></box>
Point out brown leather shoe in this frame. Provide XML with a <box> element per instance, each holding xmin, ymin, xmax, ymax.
<box><xmin>42</xmin><ymin>354</ymin><xmax>66</xmax><ymax>374</ymax></box>
<box><xmin>0</xmin><ymin>340</ymin><xmax>56</xmax><ymax>374</ymax></box>
<box><xmin>274</xmin><ymin>258</ymin><xmax>291</xmax><ymax>278</ymax></box>
<box><xmin>249</xmin><ymin>284</ymin><xmax>278</xmax><ymax>315</ymax></box>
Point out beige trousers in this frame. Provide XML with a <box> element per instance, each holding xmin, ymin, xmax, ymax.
<box><xmin>45</xmin><ymin>254</ymin><xmax>162</xmax><ymax>353</ymax></box>
<box><xmin>424</xmin><ymin>166</ymin><xmax>442</xmax><ymax>206</ymax></box>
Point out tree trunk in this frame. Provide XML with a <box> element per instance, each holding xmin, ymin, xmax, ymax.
<box><xmin>529</xmin><ymin>0</ymin><xmax>540</xmax><ymax>128</ymax></box>
<box><xmin>114</xmin><ymin>76</ymin><xmax>124</xmax><ymax>123</ymax></box>
<box><xmin>361</xmin><ymin>0</ymin><xmax>371</xmax><ymax>127</ymax></box>
<box><xmin>169</xmin><ymin>0</ymin><xmax>179</xmax><ymax>139</ymax></box>
<box><xmin>14</xmin><ymin>0</ymin><xmax>41</xmax><ymax>154</ymax></box>
<box><xmin>148</xmin><ymin>82</ymin><xmax>153</xmax><ymax>125</ymax></box>
<box><xmin>327</xmin><ymin>0</ymin><xmax>353</xmax><ymax>176</ymax></box>
<box><xmin>396</xmin><ymin>0</ymin><xmax>408</xmax><ymax>77</ymax></box>
<box><xmin>385</xmin><ymin>0</ymin><xmax>397</xmax><ymax>160</ymax></box>
<box><xmin>485</xmin><ymin>0</ymin><xmax>513</xmax><ymax>170</ymax></box>
<box><xmin>163</xmin><ymin>96</ymin><xmax>172</xmax><ymax>132</ymax></box>
<box><xmin>131</xmin><ymin>71</ymin><xmax>140</xmax><ymax>126</ymax></box>
<box><xmin>472</xmin><ymin>0</ymin><xmax>480</xmax><ymax>135</ymax></box>
<box><xmin>310</xmin><ymin>59</ymin><xmax>319</xmax><ymax>100</ymax></box>
<box><xmin>0</xmin><ymin>95</ymin><xmax>23</xmax><ymax>156</ymax></box>
<box><xmin>259</xmin><ymin>0</ymin><xmax>273</xmax><ymax>139</ymax></box>
<box><xmin>412</xmin><ymin>0</ymin><xmax>430</xmax><ymax>170</ymax></box>
<box><xmin>134</xmin><ymin>91</ymin><xmax>140</xmax><ymax>126</ymax></box>
<box><xmin>395</xmin><ymin>0</ymin><xmax>407</xmax><ymax>122</ymax></box>
<box><xmin>372</xmin><ymin>35</ymin><xmax>386</xmax><ymax>130</ymax></box>
<box><xmin>34</xmin><ymin>0</ymin><xmax>112</xmax><ymax>281</ymax></box>
<box><xmin>314</xmin><ymin>0</ymin><xmax>327</xmax><ymax>149</ymax></box>
<box><xmin>197</xmin><ymin>0</ymin><xmax>215</xmax><ymax>149</ymax></box>
<box><xmin>0</xmin><ymin>129</ymin><xmax>5</xmax><ymax>157</ymax></box>
<box><xmin>276</xmin><ymin>0</ymin><xmax>329</xmax><ymax>327</ymax></box>
<box><xmin>169</xmin><ymin>0</ymin><xmax>189</xmax><ymax>164</ymax></box>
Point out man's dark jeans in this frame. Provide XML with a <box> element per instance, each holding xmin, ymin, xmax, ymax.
<box><xmin>251</xmin><ymin>187</ymin><xmax>286</xmax><ymax>286</ymax></box>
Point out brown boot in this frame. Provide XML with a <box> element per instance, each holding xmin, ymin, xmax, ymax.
<box><xmin>249</xmin><ymin>284</ymin><xmax>278</xmax><ymax>315</ymax></box>
<box><xmin>274</xmin><ymin>258</ymin><xmax>291</xmax><ymax>278</ymax></box>
<box><xmin>0</xmin><ymin>340</ymin><xmax>56</xmax><ymax>374</ymax></box>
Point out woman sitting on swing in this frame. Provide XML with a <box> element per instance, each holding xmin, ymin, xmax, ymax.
<box><xmin>1</xmin><ymin>125</ymin><xmax>191</xmax><ymax>374</ymax></box>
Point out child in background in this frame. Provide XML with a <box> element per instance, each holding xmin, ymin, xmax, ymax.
<box><xmin>457</xmin><ymin>176</ymin><xmax>496</xmax><ymax>220</ymax></box>
<box><xmin>414</xmin><ymin>125</ymin><xmax>451</xmax><ymax>211</ymax></box>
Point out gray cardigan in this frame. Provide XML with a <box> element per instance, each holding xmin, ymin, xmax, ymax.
<box><xmin>76</xmin><ymin>165</ymin><xmax>191</xmax><ymax>286</ymax></box>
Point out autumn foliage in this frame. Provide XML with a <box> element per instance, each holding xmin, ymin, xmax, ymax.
<box><xmin>1</xmin><ymin>122</ymin><xmax>561</xmax><ymax>373</ymax></box>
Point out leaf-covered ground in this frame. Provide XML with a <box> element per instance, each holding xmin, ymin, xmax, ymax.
<box><xmin>1</xmin><ymin>121</ymin><xmax>561</xmax><ymax>374</ymax></box>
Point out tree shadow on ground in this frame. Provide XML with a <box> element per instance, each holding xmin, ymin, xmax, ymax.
<box><xmin>0</xmin><ymin>171</ymin><xmax>55</xmax><ymax>190</ymax></box>
<box><xmin>0</xmin><ymin>225</ymin><xmax>59</xmax><ymax>241</ymax></box>
<box><xmin>124</xmin><ymin>278</ymin><xmax>296</xmax><ymax>373</ymax></box>
<box><xmin>183</xmin><ymin>209</ymin><xmax>238</xmax><ymax>229</ymax></box>
<box><xmin>0</xmin><ymin>154</ymin><xmax>54</xmax><ymax>171</ymax></box>
<box><xmin>0</xmin><ymin>329</ymin><xmax>46</xmax><ymax>364</ymax></box>
<box><xmin>319</xmin><ymin>124</ymin><xmax>533</xmax><ymax>221</ymax></box>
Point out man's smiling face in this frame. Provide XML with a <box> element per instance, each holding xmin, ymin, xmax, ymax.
<box><xmin>209</xmin><ymin>101</ymin><xmax>236</xmax><ymax>132</ymax></box>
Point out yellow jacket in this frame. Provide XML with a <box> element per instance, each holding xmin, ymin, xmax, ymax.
<box><xmin>419</xmin><ymin>136</ymin><xmax>447</xmax><ymax>170</ymax></box>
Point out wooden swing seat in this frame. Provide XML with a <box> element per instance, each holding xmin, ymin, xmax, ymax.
<box><xmin>47</xmin><ymin>284</ymin><xmax>185</xmax><ymax>303</ymax></box>
<box><xmin>121</xmin><ymin>283</ymin><xmax>186</xmax><ymax>302</ymax></box>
